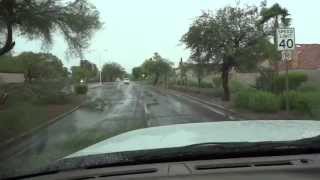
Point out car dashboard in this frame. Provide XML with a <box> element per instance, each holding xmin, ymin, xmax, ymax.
<box><xmin>24</xmin><ymin>153</ymin><xmax>320</xmax><ymax>180</ymax></box>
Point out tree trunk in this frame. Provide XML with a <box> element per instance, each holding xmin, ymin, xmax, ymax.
<box><xmin>221</xmin><ymin>68</ymin><xmax>230</xmax><ymax>101</ymax></box>
<box><xmin>165</xmin><ymin>73</ymin><xmax>168</xmax><ymax>88</ymax></box>
<box><xmin>198</xmin><ymin>76</ymin><xmax>202</xmax><ymax>88</ymax></box>
<box><xmin>0</xmin><ymin>0</ymin><xmax>16</xmax><ymax>56</ymax></box>
<box><xmin>153</xmin><ymin>73</ymin><xmax>159</xmax><ymax>85</ymax></box>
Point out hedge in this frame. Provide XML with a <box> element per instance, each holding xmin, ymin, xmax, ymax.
<box><xmin>75</xmin><ymin>84</ymin><xmax>88</xmax><ymax>95</ymax></box>
<box><xmin>234</xmin><ymin>89</ymin><xmax>281</xmax><ymax>113</ymax></box>
<box><xmin>281</xmin><ymin>91</ymin><xmax>309</xmax><ymax>113</ymax></box>
<box><xmin>272</xmin><ymin>72</ymin><xmax>308</xmax><ymax>93</ymax></box>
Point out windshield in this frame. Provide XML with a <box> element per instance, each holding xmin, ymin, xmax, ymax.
<box><xmin>1</xmin><ymin>0</ymin><xmax>320</xmax><ymax>178</ymax></box>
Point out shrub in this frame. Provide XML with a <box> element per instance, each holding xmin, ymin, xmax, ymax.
<box><xmin>297</xmin><ymin>83</ymin><xmax>320</xmax><ymax>92</ymax></box>
<box><xmin>281</xmin><ymin>91</ymin><xmax>309</xmax><ymax>113</ymax></box>
<box><xmin>230</xmin><ymin>80</ymin><xmax>247</xmax><ymax>93</ymax></box>
<box><xmin>212</xmin><ymin>77</ymin><xmax>222</xmax><ymax>88</ymax></box>
<box><xmin>273</xmin><ymin>72</ymin><xmax>308</xmax><ymax>93</ymax></box>
<box><xmin>248</xmin><ymin>91</ymin><xmax>281</xmax><ymax>112</ymax></box>
<box><xmin>234</xmin><ymin>88</ymin><xmax>257</xmax><ymax>109</ymax></box>
<box><xmin>255</xmin><ymin>68</ymin><xmax>275</xmax><ymax>92</ymax></box>
<box><xmin>303</xmin><ymin>92</ymin><xmax>320</xmax><ymax>118</ymax></box>
<box><xmin>75</xmin><ymin>84</ymin><xmax>88</xmax><ymax>95</ymax></box>
<box><xmin>199</xmin><ymin>81</ymin><xmax>212</xmax><ymax>88</ymax></box>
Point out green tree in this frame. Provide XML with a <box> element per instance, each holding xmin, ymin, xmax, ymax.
<box><xmin>0</xmin><ymin>53</ymin><xmax>24</xmax><ymax>73</ymax></box>
<box><xmin>0</xmin><ymin>0</ymin><xmax>102</xmax><ymax>57</ymax></box>
<box><xmin>142</xmin><ymin>53</ymin><xmax>173</xmax><ymax>86</ymax></box>
<box><xmin>15</xmin><ymin>52</ymin><xmax>68</xmax><ymax>83</ymax></box>
<box><xmin>182</xmin><ymin>6</ymin><xmax>272</xmax><ymax>101</ymax></box>
<box><xmin>132</xmin><ymin>66</ymin><xmax>143</xmax><ymax>80</ymax></box>
<box><xmin>80</xmin><ymin>60</ymin><xmax>98</xmax><ymax>80</ymax></box>
<box><xmin>71</xmin><ymin>66</ymin><xmax>90</xmax><ymax>83</ymax></box>
<box><xmin>189</xmin><ymin>51</ymin><xmax>208</xmax><ymax>88</ymax></box>
<box><xmin>259</xmin><ymin>2</ymin><xmax>291</xmax><ymax>73</ymax></box>
<box><xmin>178</xmin><ymin>58</ymin><xmax>188</xmax><ymax>86</ymax></box>
<box><xmin>102</xmin><ymin>62</ymin><xmax>126</xmax><ymax>82</ymax></box>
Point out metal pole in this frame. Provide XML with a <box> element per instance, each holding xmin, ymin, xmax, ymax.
<box><xmin>285</xmin><ymin>51</ymin><xmax>290</xmax><ymax>113</ymax></box>
<box><xmin>100</xmin><ymin>70</ymin><xmax>102</xmax><ymax>85</ymax></box>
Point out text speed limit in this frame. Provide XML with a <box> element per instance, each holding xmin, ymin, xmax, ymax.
<box><xmin>277</xmin><ymin>28</ymin><xmax>295</xmax><ymax>51</ymax></box>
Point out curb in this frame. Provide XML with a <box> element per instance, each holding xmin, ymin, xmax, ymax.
<box><xmin>158</xmin><ymin>87</ymin><xmax>247</xmax><ymax>120</ymax></box>
<box><xmin>0</xmin><ymin>85</ymin><xmax>102</xmax><ymax>150</ymax></box>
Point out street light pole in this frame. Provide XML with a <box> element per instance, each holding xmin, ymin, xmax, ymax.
<box><xmin>100</xmin><ymin>69</ymin><xmax>102</xmax><ymax>85</ymax></box>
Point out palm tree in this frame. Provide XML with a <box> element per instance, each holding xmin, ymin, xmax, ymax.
<box><xmin>259</xmin><ymin>3</ymin><xmax>291</xmax><ymax>73</ymax></box>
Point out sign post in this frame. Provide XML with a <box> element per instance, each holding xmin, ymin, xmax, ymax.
<box><xmin>277</xmin><ymin>28</ymin><xmax>295</xmax><ymax>113</ymax></box>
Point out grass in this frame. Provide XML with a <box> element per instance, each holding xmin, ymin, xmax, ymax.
<box><xmin>0</xmin><ymin>103</ymin><xmax>48</xmax><ymax>142</ymax></box>
<box><xmin>0</xmin><ymin>82</ymin><xmax>82</xmax><ymax>143</ymax></box>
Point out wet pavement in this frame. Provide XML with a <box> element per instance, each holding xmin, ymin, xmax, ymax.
<box><xmin>0</xmin><ymin>82</ymin><xmax>228</xmax><ymax>177</ymax></box>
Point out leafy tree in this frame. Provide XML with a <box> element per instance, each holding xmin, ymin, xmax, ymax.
<box><xmin>15</xmin><ymin>52</ymin><xmax>68</xmax><ymax>83</ymax></box>
<box><xmin>132</xmin><ymin>66</ymin><xmax>143</xmax><ymax>80</ymax></box>
<box><xmin>178</xmin><ymin>58</ymin><xmax>188</xmax><ymax>86</ymax></box>
<box><xmin>189</xmin><ymin>51</ymin><xmax>208</xmax><ymax>88</ymax></box>
<box><xmin>182</xmin><ymin>6</ymin><xmax>272</xmax><ymax>101</ymax></box>
<box><xmin>80</xmin><ymin>60</ymin><xmax>98</xmax><ymax>80</ymax></box>
<box><xmin>142</xmin><ymin>53</ymin><xmax>173</xmax><ymax>86</ymax></box>
<box><xmin>71</xmin><ymin>66</ymin><xmax>90</xmax><ymax>83</ymax></box>
<box><xmin>0</xmin><ymin>53</ymin><xmax>24</xmax><ymax>73</ymax></box>
<box><xmin>259</xmin><ymin>2</ymin><xmax>291</xmax><ymax>73</ymax></box>
<box><xmin>0</xmin><ymin>0</ymin><xmax>102</xmax><ymax>57</ymax></box>
<box><xmin>102</xmin><ymin>62</ymin><xmax>126</xmax><ymax>82</ymax></box>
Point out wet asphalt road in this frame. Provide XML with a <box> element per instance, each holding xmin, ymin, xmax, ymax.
<box><xmin>0</xmin><ymin>82</ymin><xmax>228</xmax><ymax>177</ymax></box>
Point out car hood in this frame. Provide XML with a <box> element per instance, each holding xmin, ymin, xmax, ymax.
<box><xmin>67</xmin><ymin>120</ymin><xmax>320</xmax><ymax>158</ymax></box>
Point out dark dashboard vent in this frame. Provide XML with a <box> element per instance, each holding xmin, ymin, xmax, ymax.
<box><xmin>196</xmin><ymin>163</ymin><xmax>251</xmax><ymax>170</ymax></box>
<box><xmin>253</xmin><ymin>161</ymin><xmax>293</xmax><ymax>167</ymax></box>
<box><xmin>196</xmin><ymin>160</ymin><xmax>297</xmax><ymax>171</ymax></box>
<box><xmin>70</xmin><ymin>168</ymin><xmax>158</xmax><ymax>180</ymax></box>
<box><xmin>99</xmin><ymin>168</ymin><xmax>158</xmax><ymax>178</ymax></box>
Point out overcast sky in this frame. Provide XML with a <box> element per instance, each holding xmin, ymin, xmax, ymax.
<box><xmin>12</xmin><ymin>0</ymin><xmax>320</xmax><ymax>72</ymax></box>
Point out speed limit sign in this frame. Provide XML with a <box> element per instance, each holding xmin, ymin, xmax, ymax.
<box><xmin>277</xmin><ymin>28</ymin><xmax>295</xmax><ymax>51</ymax></box>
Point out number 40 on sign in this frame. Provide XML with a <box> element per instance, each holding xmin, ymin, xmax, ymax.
<box><xmin>277</xmin><ymin>28</ymin><xmax>295</xmax><ymax>51</ymax></box>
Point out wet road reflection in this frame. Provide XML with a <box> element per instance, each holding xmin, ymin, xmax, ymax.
<box><xmin>0</xmin><ymin>82</ymin><xmax>227</xmax><ymax>177</ymax></box>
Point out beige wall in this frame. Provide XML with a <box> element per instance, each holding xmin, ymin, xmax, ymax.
<box><xmin>0</xmin><ymin>73</ymin><xmax>24</xmax><ymax>84</ymax></box>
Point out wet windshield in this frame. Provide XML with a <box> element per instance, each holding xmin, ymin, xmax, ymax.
<box><xmin>1</xmin><ymin>0</ymin><xmax>320</xmax><ymax>178</ymax></box>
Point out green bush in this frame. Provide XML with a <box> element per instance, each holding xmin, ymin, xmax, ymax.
<box><xmin>303</xmin><ymin>92</ymin><xmax>320</xmax><ymax>118</ymax></box>
<box><xmin>248</xmin><ymin>91</ymin><xmax>281</xmax><ymax>112</ymax></box>
<box><xmin>230</xmin><ymin>80</ymin><xmax>247</xmax><ymax>93</ymax></box>
<box><xmin>75</xmin><ymin>84</ymin><xmax>88</xmax><ymax>94</ymax></box>
<box><xmin>199</xmin><ymin>81</ymin><xmax>212</xmax><ymax>88</ymax></box>
<box><xmin>297</xmin><ymin>83</ymin><xmax>320</xmax><ymax>92</ymax></box>
<box><xmin>234</xmin><ymin>88</ymin><xmax>257</xmax><ymax>109</ymax></box>
<box><xmin>234</xmin><ymin>89</ymin><xmax>280</xmax><ymax>113</ymax></box>
<box><xmin>212</xmin><ymin>77</ymin><xmax>222</xmax><ymax>88</ymax></box>
<box><xmin>255</xmin><ymin>68</ymin><xmax>275</xmax><ymax>92</ymax></box>
<box><xmin>281</xmin><ymin>91</ymin><xmax>309</xmax><ymax>113</ymax></box>
<box><xmin>273</xmin><ymin>72</ymin><xmax>308</xmax><ymax>93</ymax></box>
